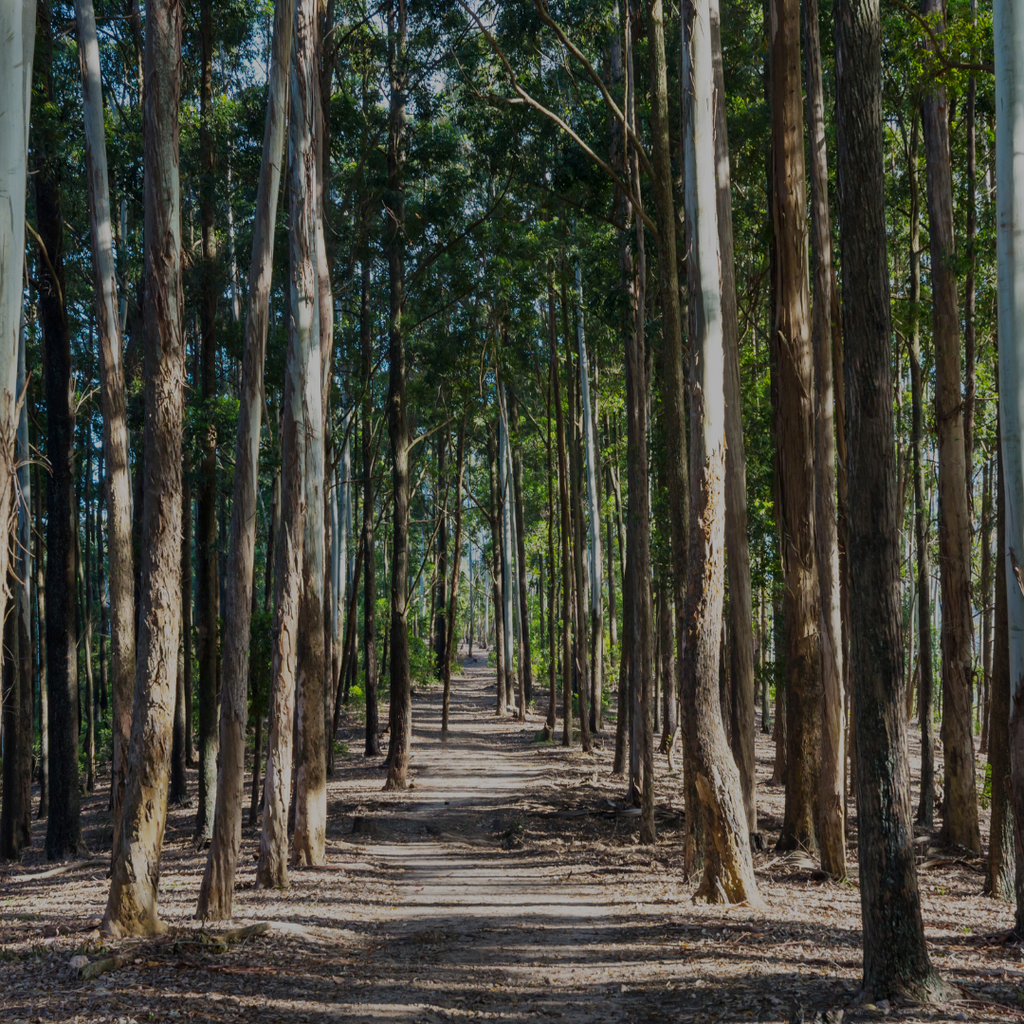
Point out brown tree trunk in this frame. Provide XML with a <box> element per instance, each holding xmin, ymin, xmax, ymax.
<box><xmin>549</xmin><ymin>278</ymin><xmax>574</xmax><ymax>747</ymax></box>
<box><xmin>102</xmin><ymin>0</ymin><xmax>184</xmax><ymax>934</ymax></box>
<box><xmin>433</xmin><ymin>431</ymin><xmax>448</xmax><ymax>679</ymax></box>
<box><xmin>75</xmin><ymin>0</ymin><xmax>134</xmax><ymax>842</ymax></box>
<box><xmin>835</xmin><ymin>0</ymin><xmax>948</xmax><ymax>998</ymax></box>
<box><xmin>644</xmin><ymin>0</ymin><xmax>689</xmax><ymax>788</ymax></box>
<box><xmin>510</xmin><ymin>393</ymin><xmax>534</xmax><ymax>708</ymax></box>
<box><xmin>384</xmin><ymin>0</ymin><xmax>411</xmax><ymax>791</ymax></box>
<box><xmin>195</xmin><ymin>0</ymin><xmax>220</xmax><ymax>844</ymax></box>
<box><xmin>35</xmin><ymin>464</ymin><xmax>49</xmax><ymax>820</ymax></box>
<box><xmin>36</xmin><ymin>0</ymin><xmax>82</xmax><ymax>861</ymax></box>
<box><xmin>770</xmin><ymin>0</ymin><xmax>822</xmax><ymax>856</ymax></box>
<box><xmin>907</xmin><ymin>111</ymin><xmax>936</xmax><ymax>828</ymax></box>
<box><xmin>442</xmin><ymin>423</ymin><xmax>467</xmax><ymax>737</ymax></box>
<box><xmin>920</xmin><ymin>0</ymin><xmax>981</xmax><ymax>854</ymax></box>
<box><xmin>803</xmin><ymin>0</ymin><xmax>845</xmax><ymax>878</ymax></box>
<box><xmin>196</xmin><ymin>0</ymin><xmax>293</xmax><ymax>918</ymax></box>
<box><xmin>362</xmin><ymin>257</ymin><xmax>380</xmax><ymax>757</ymax></box>
<box><xmin>487</xmin><ymin>423</ymin><xmax>507</xmax><ymax>715</ymax></box>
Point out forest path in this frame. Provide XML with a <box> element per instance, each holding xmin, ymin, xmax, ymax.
<box><xmin>339</xmin><ymin>651</ymin><xmax>658</xmax><ymax>1022</ymax></box>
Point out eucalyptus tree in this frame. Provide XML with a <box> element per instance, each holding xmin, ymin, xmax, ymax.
<box><xmin>258</xmin><ymin>0</ymin><xmax>320</xmax><ymax>883</ymax></box>
<box><xmin>835</xmin><ymin>0</ymin><xmax>948</xmax><ymax>998</ymax></box>
<box><xmin>103</xmin><ymin>0</ymin><xmax>185</xmax><ymax>935</ymax></box>
<box><xmin>197</xmin><ymin>0</ymin><xmax>293</xmax><ymax>920</ymax></box>
<box><xmin>74</xmin><ymin>0</ymin><xmax>135</xmax><ymax>847</ymax></box>
<box><xmin>919</xmin><ymin>0</ymin><xmax>980</xmax><ymax>855</ymax></box>
<box><xmin>35</xmin><ymin>0</ymin><xmax>82</xmax><ymax>862</ymax></box>
<box><xmin>681</xmin><ymin>0</ymin><xmax>760</xmax><ymax>905</ymax></box>
<box><xmin>994</xmin><ymin>0</ymin><xmax>1024</xmax><ymax>935</ymax></box>
<box><xmin>0</xmin><ymin>0</ymin><xmax>34</xmax><ymax>862</ymax></box>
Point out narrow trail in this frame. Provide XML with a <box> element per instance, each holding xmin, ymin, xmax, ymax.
<box><xmin>338</xmin><ymin>652</ymin><xmax>670</xmax><ymax>1022</ymax></box>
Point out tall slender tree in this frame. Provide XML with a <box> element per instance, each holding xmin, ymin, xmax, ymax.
<box><xmin>835</xmin><ymin>0</ymin><xmax>949</xmax><ymax>997</ymax></box>
<box><xmin>197</xmin><ymin>0</ymin><xmax>293</xmax><ymax>920</ymax></box>
<box><xmin>102</xmin><ymin>0</ymin><xmax>184</xmax><ymax>934</ymax></box>
<box><xmin>920</xmin><ymin>0</ymin><xmax>980</xmax><ymax>855</ymax></box>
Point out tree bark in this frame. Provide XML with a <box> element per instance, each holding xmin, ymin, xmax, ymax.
<box><xmin>907</xmin><ymin>111</ymin><xmax>936</xmax><ymax>828</ymax></box>
<box><xmin>803</xmin><ymin>0</ymin><xmax>845</xmax><ymax>878</ymax></box>
<box><xmin>384</xmin><ymin>0</ymin><xmax>412</xmax><ymax>791</ymax></box>
<box><xmin>549</xmin><ymin>278</ymin><xmax>574</xmax><ymax>747</ymax></box>
<box><xmin>645</xmin><ymin>1</ymin><xmax>689</xmax><ymax>782</ymax></box>
<box><xmin>362</xmin><ymin>258</ymin><xmax>380</xmax><ymax>757</ymax></box>
<box><xmin>770</xmin><ymin>0</ymin><xmax>822</xmax><ymax>857</ymax></box>
<box><xmin>442</xmin><ymin>423</ymin><xmax>467</xmax><ymax>738</ymax></box>
<box><xmin>196</xmin><ymin>0</ymin><xmax>292</xmax><ymax>919</ymax></box>
<box><xmin>35</xmin><ymin>0</ymin><xmax>81</xmax><ymax>862</ymax></box>
<box><xmin>994</xmin><ymin>0</ymin><xmax>1024</xmax><ymax>934</ymax></box>
<box><xmin>102</xmin><ymin>0</ymin><xmax>184</xmax><ymax>934</ymax></box>
<box><xmin>835</xmin><ymin>0</ymin><xmax>948</xmax><ymax>998</ymax></box>
<box><xmin>681</xmin><ymin>0</ymin><xmax>760</xmax><ymax>904</ymax></box>
<box><xmin>291</xmin><ymin>0</ymin><xmax>327</xmax><ymax>863</ymax></box>
<box><xmin>195</xmin><ymin>0</ymin><xmax>220</xmax><ymax>844</ymax></box>
<box><xmin>710</xmin><ymin>0</ymin><xmax>756</xmax><ymax>836</ymax></box>
<box><xmin>920</xmin><ymin>0</ymin><xmax>980</xmax><ymax>855</ymax></box>
<box><xmin>75</xmin><ymin>0</ymin><xmax>134</xmax><ymax>842</ymax></box>
<box><xmin>510</xmin><ymin>392</ymin><xmax>535</xmax><ymax>710</ymax></box>
<box><xmin>986</xmin><ymin>430</ymin><xmax>1014</xmax><ymax>900</ymax></box>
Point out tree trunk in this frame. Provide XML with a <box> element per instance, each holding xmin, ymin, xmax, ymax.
<box><xmin>510</xmin><ymin>392</ymin><xmax>535</xmax><ymax>710</ymax></box>
<box><xmin>487</xmin><ymin>423</ymin><xmax>506</xmax><ymax>715</ymax></box>
<box><xmin>803</xmin><ymin>0</ymin><xmax>845</xmax><ymax>878</ymax></box>
<box><xmin>102</xmin><ymin>0</ymin><xmax>184</xmax><ymax>934</ymax></box>
<box><xmin>35</xmin><ymin>0</ymin><xmax>81</xmax><ymax>862</ymax></box>
<box><xmin>35</xmin><ymin>463</ymin><xmax>49</xmax><ymax>819</ymax></box>
<box><xmin>0</xmin><ymin>1</ymin><xmax>33</xmax><ymax>785</ymax></box>
<box><xmin>710</xmin><ymin>0</ymin><xmax>756</xmax><ymax>835</ymax></box>
<box><xmin>574</xmin><ymin>270</ymin><xmax>602</xmax><ymax>731</ymax></box>
<box><xmin>362</xmin><ymin>258</ymin><xmax>380</xmax><ymax>757</ymax></box>
<box><xmin>75</xmin><ymin>0</ymin><xmax>134</xmax><ymax>841</ymax></box>
<box><xmin>645</xmin><ymin>0</ymin><xmax>689</xmax><ymax>789</ymax></box>
<box><xmin>565</xmin><ymin>320</ymin><xmax>591</xmax><ymax>749</ymax></box>
<box><xmin>680</xmin><ymin>0</ymin><xmax>760</xmax><ymax>905</ymax></box>
<box><xmin>770</xmin><ymin>0</ymin><xmax>822</xmax><ymax>857</ymax></box>
<box><xmin>195</xmin><ymin>0</ymin><xmax>220</xmax><ymax>844</ymax></box>
<box><xmin>987</xmin><ymin>429</ymin><xmax>1014</xmax><ymax>900</ymax></box>
<box><xmin>549</xmin><ymin>278</ymin><xmax>574</xmax><ymax>747</ymax></box>
<box><xmin>907</xmin><ymin>111</ymin><xmax>936</xmax><ymax>828</ymax></box>
<box><xmin>920</xmin><ymin>0</ymin><xmax>980</xmax><ymax>855</ymax></box>
<box><xmin>979</xmin><ymin>456</ymin><xmax>993</xmax><ymax>753</ymax></box>
<box><xmin>835</xmin><ymin>0</ymin><xmax>948</xmax><ymax>997</ymax></box>
<box><xmin>994</xmin><ymin>0</ymin><xmax>1024</xmax><ymax>934</ymax></box>
<box><xmin>290</xmin><ymin>0</ymin><xmax>327</xmax><ymax>862</ymax></box>
<box><xmin>196</xmin><ymin>0</ymin><xmax>292</xmax><ymax>919</ymax></box>
<box><xmin>384</xmin><ymin>0</ymin><xmax>411</xmax><ymax>791</ymax></box>
<box><xmin>442</xmin><ymin>423</ymin><xmax>467</xmax><ymax>738</ymax></box>
<box><xmin>433</xmin><ymin>431</ymin><xmax>448</xmax><ymax>679</ymax></box>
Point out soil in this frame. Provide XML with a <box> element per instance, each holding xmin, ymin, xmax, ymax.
<box><xmin>2</xmin><ymin>651</ymin><xmax>1022</xmax><ymax>1024</ymax></box>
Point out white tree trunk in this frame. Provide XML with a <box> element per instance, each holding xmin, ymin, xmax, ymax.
<box><xmin>994</xmin><ymin>0</ymin><xmax>1024</xmax><ymax>933</ymax></box>
<box><xmin>681</xmin><ymin>0</ymin><xmax>760</xmax><ymax>904</ymax></box>
<box><xmin>291</xmin><ymin>0</ymin><xmax>327</xmax><ymax>864</ymax></box>
<box><xmin>0</xmin><ymin>0</ymin><xmax>34</xmax><ymax>653</ymax></box>
<box><xmin>498</xmin><ymin>383</ymin><xmax>516</xmax><ymax>709</ymax></box>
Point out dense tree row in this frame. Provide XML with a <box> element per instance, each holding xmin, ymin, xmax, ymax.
<box><xmin>1</xmin><ymin>0</ymin><xmax>1023</xmax><ymax>1003</ymax></box>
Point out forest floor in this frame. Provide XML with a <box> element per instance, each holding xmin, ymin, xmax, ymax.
<box><xmin>2</xmin><ymin>651</ymin><xmax>1023</xmax><ymax>1024</ymax></box>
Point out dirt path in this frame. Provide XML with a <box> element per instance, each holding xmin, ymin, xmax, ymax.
<box><xmin>2</xmin><ymin>651</ymin><xmax>1023</xmax><ymax>1023</ymax></box>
